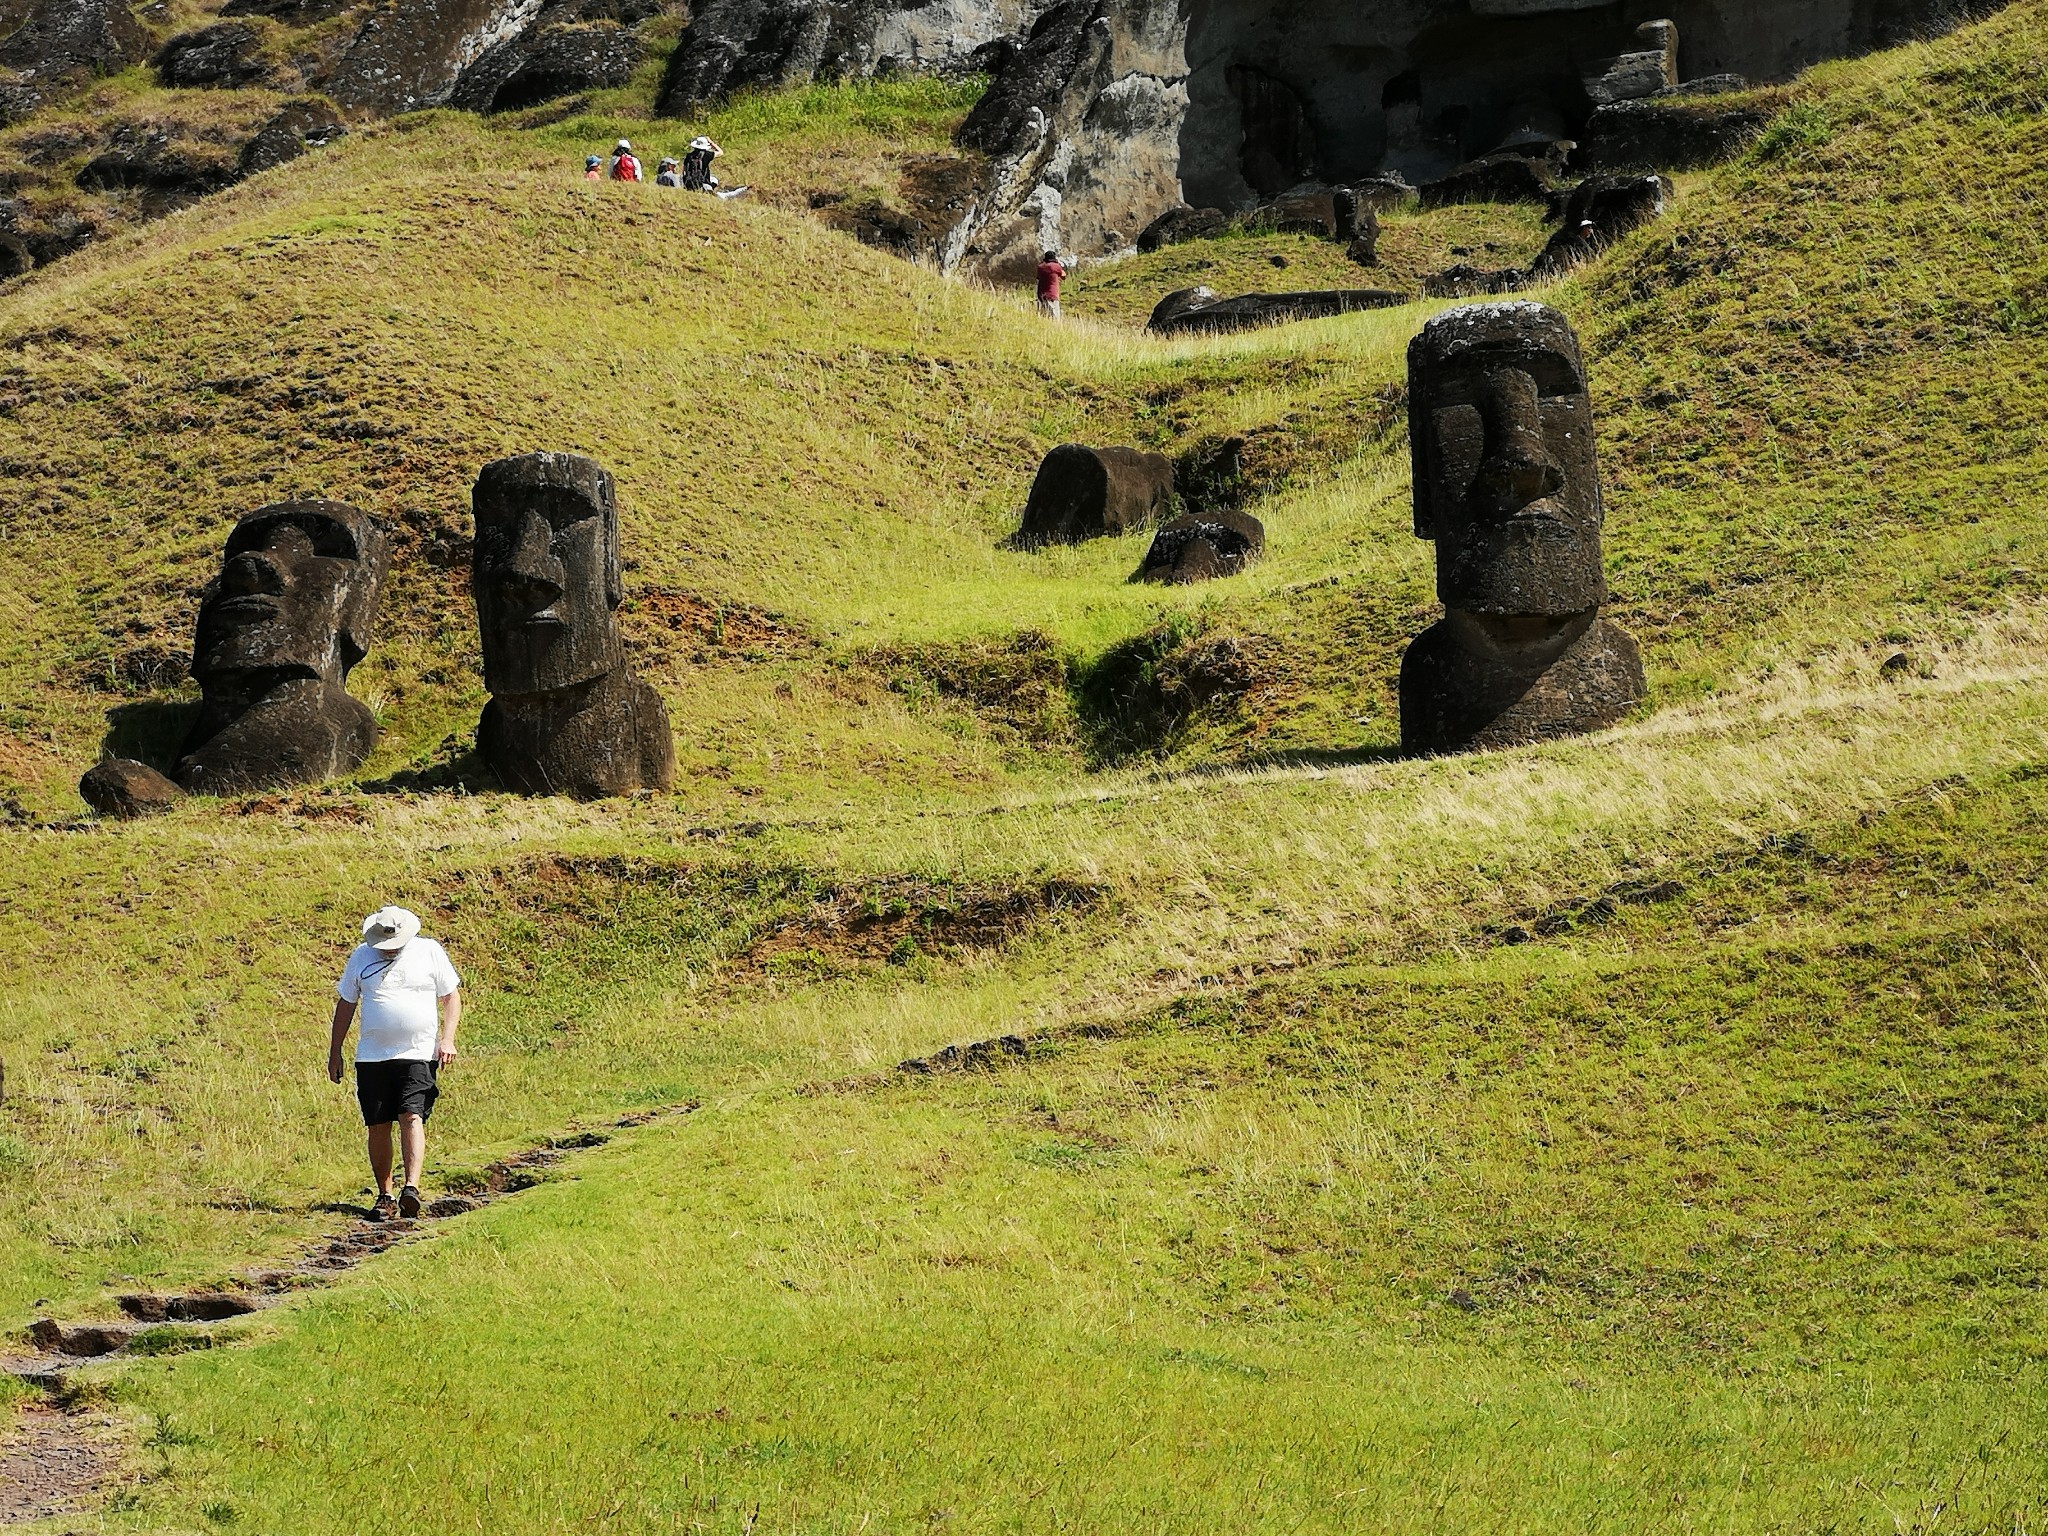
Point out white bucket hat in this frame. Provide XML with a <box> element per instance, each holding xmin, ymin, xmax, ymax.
<box><xmin>361</xmin><ymin>906</ymin><xmax>421</xmax><ymax>951</ymax></box>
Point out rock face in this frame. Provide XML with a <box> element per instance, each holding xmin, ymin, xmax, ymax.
<box><xmin>0</xmin><ymin>0</ymin><xmax>148</xmax><ymax>123</ymax></box>
<box><xmin>236</xmin><ymin>99</ymin><xmax>348</xmax><ymax>177</ymax></box>
<box><xmin>949</xmin><ymin>0</ymin><xmax>1190</xmax><ymax>282</ymax></box>
<box><xmin>1015</xmin><ymin>444</ymin><xmax>1175</xmax><ymax>546</ymax></box>
<box><xmin>657</xmin><ymin>0</ymin><xmax>1057</xmax><ymax>115</ymax></box>
<box><xmin>79</xmin><ymin>758</ymin><xmax>184</xmax><ymax>818</ymax></box>
<box><xmin>1575</xmin><ymin>95</ymin><xmax>1768</xmax><ymax>171</ymax></box>
<box><xmin>325</xmin><ymin>0</ymin><xmax>550</xmax><ymax>114</ymax></box>
<box><xmin>450</xmin><ymin>19</ymin><xmax>639</xmax><ymax>110</ymax></box>
<box><xmin>1134</xmin><ymin>509</ymin><xmax>1264</xmax><ymax>584</ymax></box>
<box><xmin>1399</xmin><ymin>301</ymin><xmax>1645</xmax><ymax>755</ymax></box>
<box><xmin>1147</xmin><ymin>284</ymin><xmax>1404</xmax><ymax>336</ymax></box>
<box><xmin>471</xmin><ymin>453</ymin><xmax>675</xmax><ymax>799</ymax></box>
<box><xmin>1530</xmin><ymin>172</ymin><xmax>1671</xmax><ymax>276</ymax></box>
<box><xmin>176</xmin><ymin>501</ymin><xmax>391</xmax><ymax>794</ymax></box>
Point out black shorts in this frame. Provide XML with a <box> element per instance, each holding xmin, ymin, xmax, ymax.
<box><xmin>356</xmin><ymin>1059</ymin><xmax>439</xmax><ymax>1126</ymax></box>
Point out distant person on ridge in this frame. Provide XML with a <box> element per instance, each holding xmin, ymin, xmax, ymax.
<box><xmin>1036</xmin><ymin>250</ymin><xmax>1067</xmax><ymax>320</ymax></box>
<box><xmin>609</xmin><ymin>140</ymin><xmax>642</xmax><ymax>181</ymax></box>
<box><xmin>584</xmin><ymin>155</ymin><xmax>602</xmax><ymax>181</ymax></box>
<box><xmin>655</xmin><ymin>157</ymin><xmax>682</xmax><ymax>188</ymax></box>
<box><xmin>681</xmin><ymin>136</ymin><xmax>723</xmax><ymax>191</ymax></box>
<box><xmin>328</xmin><ymin>906</ymin><xmax>462</xmax><ymax>1223</ymax></box>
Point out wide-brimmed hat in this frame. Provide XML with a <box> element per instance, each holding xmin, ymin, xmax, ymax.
<box><xmin>361</xmin><ymin>906</ymin><xmax>421</xmax><ymax>950</ymax></box>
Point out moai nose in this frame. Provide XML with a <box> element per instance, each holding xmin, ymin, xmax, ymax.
<box><xmin>222</xmin><ymin>550</ymin><xmax>287</xmax><ymax>597</ymax></box>
<box><xmin>1473</xmin><ymin>366</ymin><xmax>1565</xmax><ymax>514</ymax></box>
<box><xmin>497</xmin><ymin>510</ymin><xmax>565</xmax><ymax>607</ymax></box>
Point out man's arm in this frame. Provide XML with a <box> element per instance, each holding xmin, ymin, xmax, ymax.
<box><xmin>328</xmin><ymin>999</ymin><xmax>355</xmax><ymax>1084</ymax></box>
<box><xmin>437</xmin><ymin>989</ymin><xmax>461</xmax><ymax>1066</ymax></box>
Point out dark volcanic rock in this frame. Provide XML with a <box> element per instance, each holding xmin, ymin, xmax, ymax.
<box><xmin>325</xmin><ymin>0</ymin><xmax>556</xmax><ymax>116</ymax></box>
<box><xmin>1581</xmin><ymin>18</ymin><xmax>1677</xmax><ymax>106</ymax></box>
<box><xmin>1419</xmin><ymin>152</ymin><xmax>1556</xmax><ymax>210</ymax></box>
<box><xmin>1133</xmin><ymin>509</ymin><xmax>1264</xmax><ymax>585</ymax></box>
<box><xmin>472</xmin><ymin>452</ymin><xmax>675</xmax><ymax>799</ymax></box>
<box><xmin>75</xmin><ymin>137</ymin><xmax>236</xmax><ymax>200</ymax></box>
<box><xmin>1575</xmin><ymin>98</ymin><xmax>1767</xmax><ymax>172</ymax></box>
<box><xmin>79</xmin><ymin>758</ymin><xmax>183</xmax><ymax>818</ymax></box>
<box><xmin>235</xmin><ymin>98</ymin><xmax>347</xmax><ymax>178</ymax></box>
<box><xmin>0</xmin><ymin>0</ymin><xmax>148</xmax><ymax>121</ymax></box>
<box><xmin>1530</xmin><ymin>173</ymin><xmax>1672</xmax><ymax>278</ymax></box>
<box><xmin>1226</xmin><ymin>62</ymin><xmax>1313</xmax><ymax>198</ymax></box>
<box><xmin>1400</xmin><ymin>301</ymin><xmax>1645</xmax><ymax>756</ymax></box>
<box><xmin>153</xmin><ymin>21</ymin><xmax>269</xmax><ymax>88</ymax></box>
<box><xmin>1344</xmin><ymin>206</ymin><xmax>1380</xmax><ymax>266</ymax></box>
<box><xmin>1016</xmin><ymin>444</ymin><xmax>1175</xmax><ymax>547</ymax></box>
<box><xmin>452</xmin><ymin>19</ymin><xmax>640</xmax><ymax>110</ymax></box>
<box><xmin>1146</xmin><ymin>285</ymin><xmax>1404</xmax><ymax>337</ymax></box>
<box><xmin>657</xmin><ymin>0</ymin><xmax>829</xmax><ymax>112</ymax></box>
<box><xmin>1135</xmin><ymin>204</ymin><xmax>1228</xmax><ymax>252</ymax></box>
<box><xmin>1422</xmin><ymin>263</ymin><xmax>1526</xmax><ymax>299</ymax></box>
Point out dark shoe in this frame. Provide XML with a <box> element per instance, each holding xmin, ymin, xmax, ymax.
<box><xmin>398</xmin><ymin>1186</ymin><xmax>422</xmax><ymax>1220</ymax></box>
<box><xmin>369</xmin><ymin>1192</ymin><xmax>398</xmax><ymax>1222</ymax></box>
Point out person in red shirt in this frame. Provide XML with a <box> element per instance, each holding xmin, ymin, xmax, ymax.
<box><xmin>609</xmin><ymin>139</ymin><xmax>642</xmax><ymax>182</ymax></box>
<box><xmin>1036</xmin><ymin>250</ymin><xmax>1066</xmax><ymax>319</ymax></box>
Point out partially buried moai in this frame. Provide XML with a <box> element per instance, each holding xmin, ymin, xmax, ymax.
<box><xmin>179</xmin><ymin>500</ymin><xmax>390</xmax><ymax>793</ymax></box>
<box><xmin>472</xmin><ymin>451</ymin><xmax>675</xmax><ymax>797</ymax></box>
<box><xmin>1400</xmin><ymin>302</ymin><xmax>1645</xmax><ymax>755</ymax></box>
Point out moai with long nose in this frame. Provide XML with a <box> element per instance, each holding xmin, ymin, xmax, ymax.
<box><xmin>471</xmin><ymin>452</ymin><xmax>674</xmax><ymax>797</ymax></box>
<box><xmin>178</xmin><ymin>500</ymin><xmax>390</xmax><ymax>792</ymax></box>
<box><xmin>1400</xmin><ymin>302</ymin><xmax>1645</xmax><ymax>755</ymax></box>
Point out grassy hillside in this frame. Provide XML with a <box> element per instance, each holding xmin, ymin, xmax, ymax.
<box><xmin>5</xmin><ymin>3</ymin><xmax>2048</xmax><ymax>1532</ymax></box>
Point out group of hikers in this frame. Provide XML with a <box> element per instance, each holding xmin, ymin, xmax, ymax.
<box><xmin>586</xmin><ymin>136</ymin><xmax>745</xmax><ymax>197</ymax></box>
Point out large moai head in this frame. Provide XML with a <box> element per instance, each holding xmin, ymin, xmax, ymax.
<box><xmin>190</xmin><ymin>501</ymin><xmax>388</xmax><ymax>697</ymax></box>
<box><xmin>472</xmin><ymin>451</ymin><xmax>623</xmax><ymax>696</ymax></box>
<box><xmin>1408</xmin><ymin>301</ymin><xmax>1605</xmax><ymax>616</ymax></box>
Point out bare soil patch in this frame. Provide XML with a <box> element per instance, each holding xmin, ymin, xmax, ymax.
<box><xmin>0</xmin><ymin>1404</ymin><xmax>118</xmax><ymax>1526</ymax></box>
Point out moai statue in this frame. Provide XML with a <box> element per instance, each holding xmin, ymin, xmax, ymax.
<box><xmin>1400</xmin><ymin>302</ymin><xmax>1645</xmax><ymax>755</ymax></box>
<box><xmin>177</xmin><ymin>500</ymin><xmax>390</xmax><ymax>793</ymax></box>
<box><xmin>471</xmin><ymin>452</ymin><xmax>675</xmax><ymax>798</ymax></box>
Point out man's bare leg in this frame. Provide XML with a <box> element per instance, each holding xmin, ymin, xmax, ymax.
<box><xmin>398</xmin><ymin>1113</ymin><xmax>426</xmax><ymax>1192</ymax></box>
<box><xmin>366</xmin><ymin>1122</ymin><xmax>395</xmax><ymax>1196</ymax></box>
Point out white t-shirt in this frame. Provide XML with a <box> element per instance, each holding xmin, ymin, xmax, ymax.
<box><xmin>337</xmin><ymin>939</ymin><xmax>461</xmax><ymax>1063</ymax></box>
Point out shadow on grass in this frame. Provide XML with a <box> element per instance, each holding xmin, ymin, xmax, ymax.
<box><xmin>97</xmin><ymin>700</ymin><xmax>201</xmax><ymax>771</ymax></box>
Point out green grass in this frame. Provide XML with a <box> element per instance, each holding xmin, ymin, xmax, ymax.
<box><xmin>5</xmin><ymin>3</ymin><xmax>2048</xmax><ymax>1530</ymax></box>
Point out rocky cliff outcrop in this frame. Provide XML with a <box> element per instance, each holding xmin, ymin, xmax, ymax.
<box><xmin>656</xmin><ymin>0</ymin><xmax>1058</xmax><ymax>115</ymax></box>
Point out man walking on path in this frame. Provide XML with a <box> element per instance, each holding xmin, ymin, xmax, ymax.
<box><xmin>328</xmin><ymin>907</ymin><xmax>461</xmax><ymax>1221</ymax></box>
<box><xmin>1036</xmin><ymin>250</ymin><xmax>1067</xmax><ymax>319</ymax></box>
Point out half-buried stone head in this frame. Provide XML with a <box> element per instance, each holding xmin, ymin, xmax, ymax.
<box><xmin>176</xmin><ymin>500</ymin><xmax>389</xmax><ymax>794</ymax></box>
<box><xmin>471</xmin><ymin>452</ymin><xmax>674</xmax><ymax>798</ymax></box>
<box><xmin>1400</xmin><ymin>301</ymin><xmax>1644</xmax><ymax>756</ymax></box>
<box><xmin>1134</xmin><ymin>509</ymin><xmax>1265</xmax><ymax>585</ymax></box>
<box><xmin>473</xmin><ymin>450</ymin><xmax>623</xmax><ymax>696</ymax></box>
<box><xmin>1015</xmin><ymin>445</ymin><xmax>1176</xmax><ymax>547</ymax></box>
<box><xmin>1408</xmin><ymin>300</ymin><xmax>1604</xmax><ymax>616</ymax></box>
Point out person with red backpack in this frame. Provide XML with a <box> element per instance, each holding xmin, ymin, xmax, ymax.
<box><xmin>1036</xmin><ymin>250</ymin><xmax>1067</xmax><ymax>319</ymax></box>
<box><xmin>608</xmin><ymin>140</ymin><xmax>642</xmax><ymax>182</ymax></box>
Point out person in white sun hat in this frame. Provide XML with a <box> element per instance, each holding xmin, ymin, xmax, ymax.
<box><xmin>328</xmin><ymin>906</ymin><xmax>462</xmax><ymax>1221</ymax></box>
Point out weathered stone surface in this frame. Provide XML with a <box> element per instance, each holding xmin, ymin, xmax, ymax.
<box><xmin>1418</xmin><ymin>151</ymin><xmax>1556</xmax><ymax>209</ymax></box>
<box><xmin>949</xmin><ymin>0</ymin><xmax>1188</xmax><ymax>282</ymax></box>
<box><xmin>325</xmin><ymin>0</ymin><xmax>550</xmax><ymax>115</ymax></box>
<box><xmin>1146</xmin><ymin>284</ymin><xmax>1404</xmax><ymax>336</ymax></box>
<box><xmin>1422</xmin><ymin>262</ymin><xmax>1527</xmax><ymax>299</ymax></box>
<box><xmin>0</xmin><ymin>0</ymin><xmax>148</xmax><ymax>122</ymax></box>
<box><xmin>78</xmin><ymin>758</ymin><xmax>183</xmax><ymax>818</ymax></box>
<box><xmin>1583</xmin><ymin>18</ymin><xmax>1678</xmax><ymax>105</ymax></box>
<box><xmin>153</xmin><ymin>21</ymin><xmax>270</xmax><ymax>88</ymax></box>
<box><xmin>1575</xmin><ymin>96</ymin><xmax>1766</xmax><ymax>171</ymax></box>
<box><xmin>175</xmin><ymin>501</ymin><xmax>389</xmax><ymax>795</ymax></box>
<box><xmin>449</xmin><ymin>19</ymin><xmax>638</xmax><ymax>110</ymax></box>
<box><xmin>235</xmin><ymin>98</ymin><xmax>347</xmax><ymax>178</ymax></box>
<box><xmin>1401</xmin><ymin>301</ymin><xmax>1645</xmax><ymax>755</ymax></box>
<box><xmin>76</xmin><ymin>133</ymin><xmax>237</xmax><ymax>205</ymax></box>
<box><xmin>471</xmin><ymin>452</ymin><xmax>675</xmax><ymax>799</ymax></box>
<box><xmin>1530</xmin><ymin>172</ymin><xmax>1671</xmax><ymax>277</ymax></box>
<box><xmin>658</xmin><ymin>0</ymin><xmax>1053</xmax><ymax>114</ymax></box>
<box><xmin>1133</xmin><ymin>509</ymin><xmax>1264</xmax><ymax>584</ymax></box>
<box><xmin>1016</xmin><ymin>444</ymin><xmax>1175</xmax><ymax>546</ymax></box>
<box><xmin>1135</xmin><ymin>203</ymin><xmax>1229</xmax><ymax>251</ymax></box>
<box><xmin>1345</xmin><ymin>207</ymin><xmax>1380</xmax><ymax>265</ymax></box>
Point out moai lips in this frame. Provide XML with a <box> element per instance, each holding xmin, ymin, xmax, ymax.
<box><xmin>471</xmin><ymin>452</ymin><xmax>674</xmax><ymax>798</ymax></box>
<box><xmin>1400</xmin><ymin>302</ymin><xmax>1644</xmax><ymax>755</ymax></box>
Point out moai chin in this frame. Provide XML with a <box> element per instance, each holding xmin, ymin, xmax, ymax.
<box><xmin>471</xmin><ymin>451</ymin><xmax>675</xmax><ymax>798</ymax></box>
<box><xmin>1399</xmin><ymin>301</ymin><xmax>1645</xmax><ymax>755</ymax></box>
<box><xmin>177</xmin><ymin>500</ymin><xmax>390</xmax><ymax>793</ymax></box>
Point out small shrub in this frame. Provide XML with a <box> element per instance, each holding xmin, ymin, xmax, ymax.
<box><xmin>1756</xmin><ymin>101</ymin><xmax>1833</xmax><ymax>158</ymax></box>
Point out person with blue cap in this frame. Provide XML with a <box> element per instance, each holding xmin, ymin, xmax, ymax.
<box><xmin>327</xmin><ymin>906</ymin><xmax>462</xmax><ymax>1221</ymax></box>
